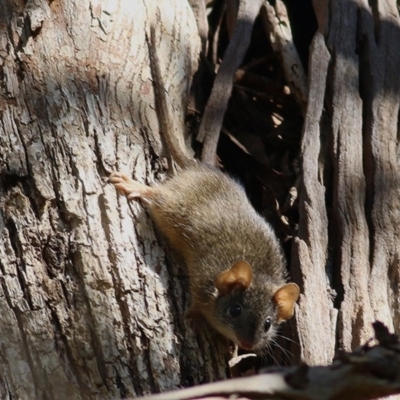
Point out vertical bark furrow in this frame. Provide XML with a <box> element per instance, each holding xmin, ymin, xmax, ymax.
<box><xmin>0</xmin><ymin>0</ymin><xmax>203</xmax><ymax>398</ymax></box>
<box><xmin>327</xmin><ymin>0</ymin><xmax>373</xmax><ymax>349</ymax></box>
<box><xmin>366</xmin><ymin>2</ymin><xmax>400</xmax><ymax>332</ymax></box>
<box><xmin>293</xmin><ymin>32</ymin><xmax>334</xmax><ymax>365</ymax></box>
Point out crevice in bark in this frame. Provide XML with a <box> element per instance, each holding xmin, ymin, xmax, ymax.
<box><xmin>357</xmin><ymin>10</ymin><xmax>376</xmax><ymax>270</ymax></box>
<box><xmin>92</xmin><ymin>130</ymin><xmax>110</xmax><ymax>176</ymax></box>
<box><xmin>284</xmin><ymin>0</ymin><xmax>317</xmax><ymax>71</ymax></box>
<box><xmin>48</xmin><ymin>307</ymin><xmax>89</xmax><ymax>398</ymax></box>
<box><xmin>326</xmin><ymin>140</ymin><xmax>343</xmax><ymax>313</ymax></box>
<box><xmin>1</xmin><ymin>171</ymin><xmax>24</xmax><ymax>192</ymax></box>
<box><xmin>42</xmin><ymin>232</ymin><xmax>67</xmax><ymax>279</ymax></box>
<box><xmin>16</xmin><ymin>15</ymin><xmax>42</xmax><ymax>55</ymax></box>
<box><xmin>59</xmin><ymin>279</ymin><xmax>71</xmax><ymax>310</ymax></box>
<box><xmin>117</xmin><ymin>313</ymin><xmax>145</xmax><ymax>395</ymax></box>
<box><xmin>67</xmin><ymin>244</ymin><xmax>111</xmax><ymax>390</ymax></box>
<box><xmin>319</xmin><ymin>113</ymin><xmax>334</xmax><ymax>284</ymax></box>
<box><xmin>4</xmin><ymin>215</ymin><xmax>35</xmax><ymax>309</ymax></box>
<box><xmin>335</xmin><ymin>308</ymin><xmax>343</xmax><ymax>352</ymax></box>
<box><xmin>139</xmin><ymin>329</ymin><xmax>158</xmax><ymax>395</ymax></box>
<box><xmin>140</xmin><ymin>127</ymin><xmax>163</xmax><ymax>179</ymax></box>
<box><xmin>13</xmin><ymin>308</ymin><xmax>41</xmax><ymax>400</ymax></box>
<box><xmin>46</xmin><ymin>163</ymin><xmax>69</xmax><ymax>231</ymax></box>
<box><xmin>367</xmin><ymin>0</ymin><xmax>380</xmax><ymax>46</ymax></box>
<box><xmin>323</xmin><ymin>54</ymin><xmax>344</xmax><ymax>311</ymax></box>
<box><xmin>159</xmin><ymin>254</ymin><xmax>193</xmax><ymax>387</ymax></box>
<box><xmin>205</xmin><ymin>0</ymin><xmax>226</xmax><ymax>65</ymax></box>
<box><xmin>330</xmin><ymin>216</ymin><xmax>343</xmax><ymax>313</ymax></box>
<box><xmin>96</xmin><ymin>191</ymin><xmax>148</xmax><ymax>395</ymax></box>
<box><xmin>115</xmin><ymin>368</ymin><xmax>129</xmax><ymax>399</ymax></box>
<box><xmin>23</xmin><ymin>183</ymin><xmax>45</xmax><ymax>222</ymax></box>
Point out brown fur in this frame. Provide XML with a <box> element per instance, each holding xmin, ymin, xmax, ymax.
<box><xmin>110</xmin><ymin>165</ymin><xmax>299</xmax><ymax>350</ymax></box>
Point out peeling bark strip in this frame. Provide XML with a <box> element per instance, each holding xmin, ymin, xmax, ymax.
<box><xmin>293</xmin><ymin>0</ymin><xmax>400</xmax><ymax>367</ymax></box>
<box><xmin>327</xmin><ymin>0</ymin><xmax>372</xmax><ymax>351</ymax></box>
<box><xmin>361</xmin><ymin>0</ymin><xmax>400</xmax><ymax>334</ymax></box>
<box><xmin>138</xmin><ymin>323</ymin><xmax>400</xmax><ymax>400</ymax></box>
<box><xmin>198</xmin><ymin>0</ymin><xmax>264</xmax><ymax>165</ymax></box>
<box><xmin>292</xmin><ymin>32</ymin><xmax>334</xmax><ymax>365</ymax></box>
<box><xmin>261</xmin><ymin>0</ymin><xmax>308</xmax><ymax>114</ymax></box>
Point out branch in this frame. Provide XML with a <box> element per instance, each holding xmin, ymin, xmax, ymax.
<box><xmin>261</xmin><ymin>0</ymin><xmax>308</xmax><ymax>114</ymax></box>
<box><xmin>198</xmin><ymin>0</ymin><xmax>264</xmax><ymax>165</ymax></box>
<box><xmin>188</xmin><ymin>0</ymin><xmax>209</xmax><ymax>54</ymax></box>
<box><xmin>136</xmin><ymin>322</ymin><xmax>400</xmax><ymax>400</ymax></box>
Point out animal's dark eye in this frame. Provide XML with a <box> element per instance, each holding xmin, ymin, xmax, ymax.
<box><xmin>229</xmin><ymin>304</ymin><xmax>242</xmax><ymax>317</ymax></box>
<box><xmin>264</xmin><ymin>317</ymin><xmax>272</xmax><ymax>332</ymax></box>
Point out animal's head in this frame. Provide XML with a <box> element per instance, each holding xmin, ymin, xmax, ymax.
<box><xmin>210</xmin><ymin>260</ymin><xmax>300</xmax><ymax>351</ymax></box>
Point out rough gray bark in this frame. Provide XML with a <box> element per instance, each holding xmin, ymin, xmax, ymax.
<box><xmin>0</xmin><ymin>1</ymin><xmax>230</xmax><ymax>399</ymax></box>
<box><xmin>293</xmin><ymin>0</ymin><xmax>400</xmax><ymax>368</ymax></box>
<box><xmin>291</xmin><ymin>31</ymin><xmax>335</xmax><ymax>365</ymax></box>
<box><xmin>1</xmin><ymin>0</ymin><xmax>400</xmax><ymax>399</ymax></box>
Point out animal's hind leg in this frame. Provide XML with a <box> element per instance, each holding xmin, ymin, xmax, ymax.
<box><xmin>109</xmin><ymin>171</ymin><xmax>155</xmax><ymax>201</ymax></box>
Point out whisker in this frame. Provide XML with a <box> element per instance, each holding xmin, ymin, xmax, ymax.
<box><xmin>260</xmin><ymin>340</ymin><xmax>284</xmax><ymax>367</ymax></box>
<box><xmin>275</xmin><ymin>333</ymin><xmax>298</xmax><ymax>345</ymax></box>
<box><xmin>269</xmin><ymin>338</ymin><xmax>293</xmax><ymax>365</ymax></box>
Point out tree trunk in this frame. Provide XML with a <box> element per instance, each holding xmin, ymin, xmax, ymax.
<box><xmin>292</xmin><ymin>0</ymin><xmax>400</xmax><ymax>367</ymax></box>
<box><xmin>0</xmin><ymin>1</ymin><xmax>228</xmax><ymax>399</ymax></box>
<box><xmin>1</xmin><ymin>0</ymin><xmax>400</xmax><ymax>399</ymax></box>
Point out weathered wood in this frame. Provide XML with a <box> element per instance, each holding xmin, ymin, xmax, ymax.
<box><xmin>136</xmin><ymin>323</ymin><xmax>400</xmax><ymax>400</ymax></box>
<box><xmin>1</xmin><ymin>0</ymin><xmax>400</xmax><ymax>399</ymax></box>
<box><xmin>0</xmin><ymin>1</ymin><xmax>224</xmax><ymax>399</ymax></box>
<box><xmin>198</xmin><ymin>0</ymin><xmax>264</xmax><ymax>165</ymax></box>
<box><xmin>359</xmin><ymin>0</ymin><xmax>400</xmax><ymax>332</ymax></box>
<box><xmin>261</xmin><ymin>0</ymin><xmax>308</xmax><ymax>114</ymax></box>
<box><xmin>188</xmin><ymin>0</ymin><xmax>209</xmax><ymax>54</ymax></box>
<box><xmin>292</xmin><ymin>31</ymin><xmax>335</xmax><ymax>365</ymax></box>
<box><xmin>327</xmin><ymin>0</ymin><xmax>373</xmax><ymax>350</ymax></box>
<box><xmin>292</xmin><ymin>0</ymin><xmax>400</xmax><ymax>371</ymax></box>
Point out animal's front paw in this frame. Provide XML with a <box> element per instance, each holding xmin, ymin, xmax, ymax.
<box><xmin>109</xmin><ymin>172</ymin><xmax>152</xmax><ymax>200</ymax></box>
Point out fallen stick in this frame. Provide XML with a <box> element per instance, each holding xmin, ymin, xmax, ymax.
<box><xmin>137</xmin><ymin>322</ymin><xmax>400</xmax><ymax>400</ymax></box>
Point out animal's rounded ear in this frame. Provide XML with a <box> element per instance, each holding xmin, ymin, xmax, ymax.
<box><xmin>214</xmin><ymin>260</ymin><xmax>253</xmax><ymax>296</ymax></box>
<box><xmin>273</xmin><ymin>283</ymin><xmax>300</xmax><ymax>321</ymax></box>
